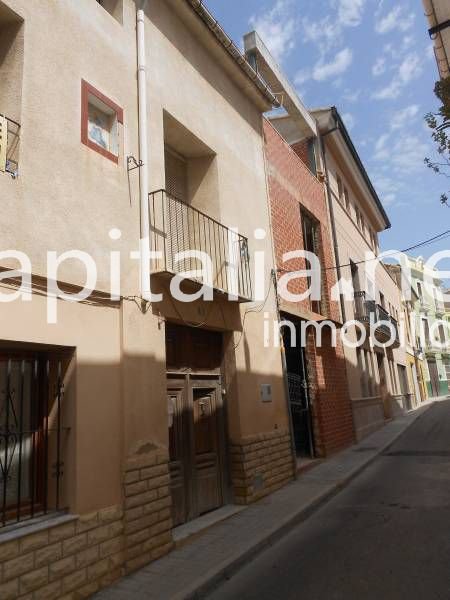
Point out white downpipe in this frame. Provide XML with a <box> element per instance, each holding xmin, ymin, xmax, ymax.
<box><xmin>137</xmin><ymin>8</ymin><xmax>151</xmax><ymax>300</ymax></box>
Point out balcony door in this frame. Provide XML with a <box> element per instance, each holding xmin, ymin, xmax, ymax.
<box><xmin>165</xmin><ymin>146</ymin><xmax>188</xmax><ymax>201</ymax></box>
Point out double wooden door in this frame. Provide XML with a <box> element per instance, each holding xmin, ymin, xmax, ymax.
<box><xmin>168</xmin><ymin>375</ymin><xmax>225</xmax><ymax>527</ymax></box>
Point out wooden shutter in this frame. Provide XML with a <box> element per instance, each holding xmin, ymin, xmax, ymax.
<box><xmin>0</xmin><ymin>116</ymin><xmax>7</xmax><ymax>173</ymax></box>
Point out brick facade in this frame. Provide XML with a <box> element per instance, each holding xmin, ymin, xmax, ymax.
<box><xmin>264</xmin><ymin>119</ymin><xmax>354</xmax><ymax>457</ymax></box>
<box><xmin>230</xmin><ymin>429</ymin><xmax>294</xmax><ymax>504</ymax></box>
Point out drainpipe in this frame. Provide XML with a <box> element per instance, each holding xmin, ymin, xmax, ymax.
<box><xmin>137</xmin><ymin>5</ymin><xmax>151</xmax><ymax>300</ymax></box>
<box><xmin>318</xmin><ymin>121</ymin><xmax>347</xmax><ymax>323</ymax></box>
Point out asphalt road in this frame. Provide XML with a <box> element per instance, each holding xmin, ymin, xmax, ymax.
<box><xmin>209</xmin><ymin>400</ymin><xmax>450</xmax><ymax>600</ymax></box>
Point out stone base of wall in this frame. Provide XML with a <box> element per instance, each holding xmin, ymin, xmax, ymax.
<box><xmin>230</xmin><ymin>429</ymin><xmax>295</xmax><ymax>504</ymax></box>
<box><xmin>352</xmin><ymin>396</ymin><xmax>385</xmax><ymax>441</ymax></box>
<box><xmin>0</xmin><ymin>445</ymin><xmax>174</xmax><ymax>600</ymax></box>
<box><xmin>123</xmin><ymin>445</ymin><xmax>174</xmax><ymax>574</ymax></box>
<box><xmin>0</xmin><ymin>506</ymin><xmax>124</xmax><ymax>600</ymax></box>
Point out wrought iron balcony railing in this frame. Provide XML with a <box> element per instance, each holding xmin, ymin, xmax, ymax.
<box><xmin>149</xmin><ymin>189</ymin><xmax>252</xmax><ymax>301</ymax></box>
<box><xmin>354</xmin><ymin>291</ymin><xmax>400</xmax><ymax>346</ymax></box>
<box><xmin>0</xmin><ymin>113</ymin><xmax>20</xmax><ymax>177</ymax></box>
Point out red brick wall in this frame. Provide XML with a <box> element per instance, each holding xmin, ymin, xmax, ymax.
<box><xmin>264</xmin><ymin>119</ymin><xmax>354</xmax><ymax>456</ymax></box>
<box><xmin>291</xmin><ymin>138</ymin><xmax>312</xmax><ymax>170</ymax></box>
<box><xmin>263</xmin><ymin>120</ymin><xmax>339</xmax><ymax>323</ymax></box>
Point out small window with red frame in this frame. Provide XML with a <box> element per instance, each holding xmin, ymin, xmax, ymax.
<box><xmin>81</xmin><ymin>80</ymin><xmax>123</xmax><ymax>164</ymax></box>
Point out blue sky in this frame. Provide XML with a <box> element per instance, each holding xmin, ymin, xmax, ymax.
<box><xmin>205</xmin><ymin>0</ymin><xmax>450</xmax><ymax>259</ymax></box>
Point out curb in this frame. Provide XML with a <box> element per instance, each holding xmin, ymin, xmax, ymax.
<box><xmin>178</xmin><ymin>402</ymin><xmax>433</xmax><ymax>600</ymax></box>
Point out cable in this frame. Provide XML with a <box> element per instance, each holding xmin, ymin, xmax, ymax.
<box><xmin>167</xmin><ymin>290</ymin><xmax>216</xmax><ymax>329</ymax></box>
<box><xmin>233</xmin><ymin>279</ymin><xmax>273</xmax><ymax>350</ymax></box>
<box><xmin>277</xmin><ymin>228</ymin><xmax>450</xmax><ymax>275</ymax></box>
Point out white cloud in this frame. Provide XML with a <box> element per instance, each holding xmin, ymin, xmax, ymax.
<box><xmin>371</xmin><ymin>173</ymin><xmax>402</xmax><ymax>206</ymax></box>
<box><xmin>249</xmin><ymin>0</ymin><xmax>297</xmax><ymax>62</ymax></box>
<box><xmin>342</xmin><ymin>88</ymin><xmax>361</xmax><ymax>103</ymax></box>
<box><xmin>372</xmin><ymin>52</ymin><xmax>423</xmax><ymax>100</ymax></box>
<box><xmin>390</xmin><ymin>104</ymin><xmax>419</xmax><ymax>130</ymax></box>
<box><xmin>372</xmin><ymin>80</ymin><xmax>401</xmax><ymax>100</ymax></box>
<box><xmin>373</xmin><ymin>132</ymin><xmax>429</xmax><ymax>175</ymax></box>
<box><xmin>301</xmin><ymin>16</ymin><xmax>341</xmax><ymax>54</ymax></box>
<box><xmin>312</xmin><ymin>48</ymin><xmax>353</xmax><ymax>81</ymax></box>
<box><xmin>375</xmin><ymin>6</ymin><xmax>415</xmax><ymax>35</ymax></box>
<box><xmin>342</xmin><ymin>112</ymin><xmax>356</xmax><ymax>130</ymax></box>
<box><xmin>336</xmin><ymin>0</ymin><xmax>366</xmax><ymax>27</ymax></box>
<box><xmin>398</xmin><ymin>53</ymin><xmax>423</xmax><ymax>84</ymax></box>
<box><xmin>372</xmin><ymin>57</ymin><xmax>386</xmax><ymax>77</ymax></box>
<box><xmin>294</xmin><ymin>68</ymin><xmax>311</xmax><ymax>86</ymax></box>
<box><xmin>391</xmin><ymin>135</ymin><xmax>429</xmax><ymax>173</ymax></box>
<box><xmin>383</xmin><ymin>193</ymin><xmax>397</xmax><ymax>206</ymax></box>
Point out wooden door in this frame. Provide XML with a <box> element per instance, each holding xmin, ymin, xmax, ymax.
<box><xmin>167</xmin><ymin>377</ymin><xmax>224</xmax><ymax>526</ymax></box>
<box><xmin>192</xmin><ymin>386</ymin><xmax>222</xmax><ymax>516</ymax></box>
<box><xmin>428</xmin><ymin>360</ymin><xmax>440</xmax><ymax>397</ymax></box>
<box><xmin>168</xmin><ymin>383</ymin><xmax>188</xmax><ymax>527</ymax></box>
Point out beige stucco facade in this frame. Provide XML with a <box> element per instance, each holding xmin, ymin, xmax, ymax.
<box><xmin>312</xmin><ymin>108</ymin><xmax>409</xmax><ymax>441</ymax></box>
<box><xmin>0</xmin><ymin>1</ymin><xmax>293</xmax><ymax>596</ymax></box>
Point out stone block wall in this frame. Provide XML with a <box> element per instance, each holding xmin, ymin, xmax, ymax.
<box><xmin>230</xmin><ymin>429</ymin><xmax>294</xmax><ymax>504</ymax></box>
<box><xmin>123</xmin><ymin>448</ymin><xmax>174</xmax><ymax>574</ymax></box>
<box><xmin>0</xmin><ymin>447</ymin><xmax>175</xmax><ymax>599</ymax></box>
<box><xmin>0</xmin><ymin>506</ymin><xmax>123</xmax><ymax>600</ymax></box>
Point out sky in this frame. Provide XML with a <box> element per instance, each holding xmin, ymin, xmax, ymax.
<box><xmin>204</xmin><ymin>0</ymin><xmax>450</xmax><ymax>262</ymax></box>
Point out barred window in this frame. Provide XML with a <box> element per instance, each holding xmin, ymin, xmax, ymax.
<box><xmin>0</xmin><ymin>349</ymin><xmax>71</xmax><ymax>527</ymax></box>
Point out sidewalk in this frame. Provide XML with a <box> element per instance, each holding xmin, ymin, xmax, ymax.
<box><xmin>94</xmin><ymin>402</ymin><xmax>433</xmax><ymax>600</ymax></box>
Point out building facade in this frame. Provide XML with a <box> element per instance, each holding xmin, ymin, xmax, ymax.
<box><xmin>244</xmin><ymin>32</ymin><xmax>354</xmax><ymax>461</ymax></box>
<box><xmin>407</xmin><ymin>255</ymin><xmax>450</xmax><ymax>397</ymax></box>
<box><xmin>0</xmin><ymin>1</ymin><xmax>295</xmax><ymax>597</ymax></box>
<box><xmin>386</xmin><ymin>264</ymin><xmax>428</xmax><ymax>408</ymax></box>
<box><xmin>423</xmin><ymin>0</ymin><xmax>450</xmax><ymax>79</ymax></box>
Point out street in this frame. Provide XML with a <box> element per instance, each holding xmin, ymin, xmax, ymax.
<box><xmin>208</xmin><ymin>400</ymin><xmax>450</xmax><ymax>600</ymax></box>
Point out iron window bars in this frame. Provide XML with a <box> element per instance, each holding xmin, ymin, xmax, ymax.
<box><xmin>0</xmin><ymin>113</ymin><xmax>20</xmax><ymax>177</ymax></box>
<box><xmin>149</xmin><ymin>189</ymin><xmax>252</xmax><ymax>302</ymax></box>
<box><xmin>0</xmin><ymin>353</ymin><xmax>67</xmax><ymax>527</ymax></box>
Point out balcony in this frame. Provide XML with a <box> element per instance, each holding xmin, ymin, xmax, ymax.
<box><xmin>0</xmin><ymin>113</ymin><xmax>20</xmax><ymax>177</ymax></box>
<box><xmin>354</xmin><ymin>291</ymin><xmax>400</xmax><ymax>346</ymax></box>
<box><xmin>148</xmin><ymin>189</ymin><xmax>252</xmax><ymax>302</ymax></box>
<box><xmin>435</xmin><ymin>301</ymin><xmax>445</xmax><ymax>317</ymax></box>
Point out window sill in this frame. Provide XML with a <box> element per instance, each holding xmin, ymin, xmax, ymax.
<box><xmin>0</xmin><ymin>512</ymin><xmax>78</xmax><ymax>544</ymax></box>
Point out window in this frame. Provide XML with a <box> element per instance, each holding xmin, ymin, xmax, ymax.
<box><xmin>301</xmin><ymin>210</ymin><xmax>322</xmax><ymax>315</ymax></box>
<box><xmin>0</xmin><ymin>348</ymin><xmax>71</xmax><ymax>526</ymax></box>
<box><xmin>344</xmin><ymin>187</ymin><xmax>350</xmax><ymax>211</ymax></box>
<box><xmin>397</xmin><ymin>364</ymin><xmax>409</xmax><ymax>395</ymax></box>
<box><xmin>336</xmin><ymin>174</ymin><xmax>343</xmax><ymax>203</ymax></box>
<box><xmin>355</xmin><ymin>206</ymin><xmax>361</xmax><ymax>228</ymax></box>
<box><xmin>307</xmin><ymin>139</ymin><xmax>317</xmax><ymax>176</ymax></box>
<box><xmin>389</xmin><ymin>359</ymin><xmax>398</xmax><ymax>394</ymax></box>
<box><xmin>96</xmin><ymin>0</ymin><xmax>123</xmax><ymax>23</ymax></box>
<box><xmin>370</xmin><ymin>229</ymin><xmax>378</xmax><ymax>251</ymax></box>
<box><xmin>0</xmin><ymin>10</ymin><xmax>23</xmax><ymax>177</ymax></box>
<box><xmin>417</xmin><ymin>282</ymin><xmax>423</xmax><ymax>300</ymax></box>
<box><xmin>81</xmin><ymin>80</ymin><xmax>123</xmax><ymax>163</ymax></box>
<box><xmin>360</xmin><ymin>214</ymin><xmax>365</xmax><ymax>235</ymax></box>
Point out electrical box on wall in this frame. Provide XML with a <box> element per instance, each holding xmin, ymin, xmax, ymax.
<box><xmin>260</xmin><ymin>384</ymin><xmax>272</xmax><ymax>403</ymax></box>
